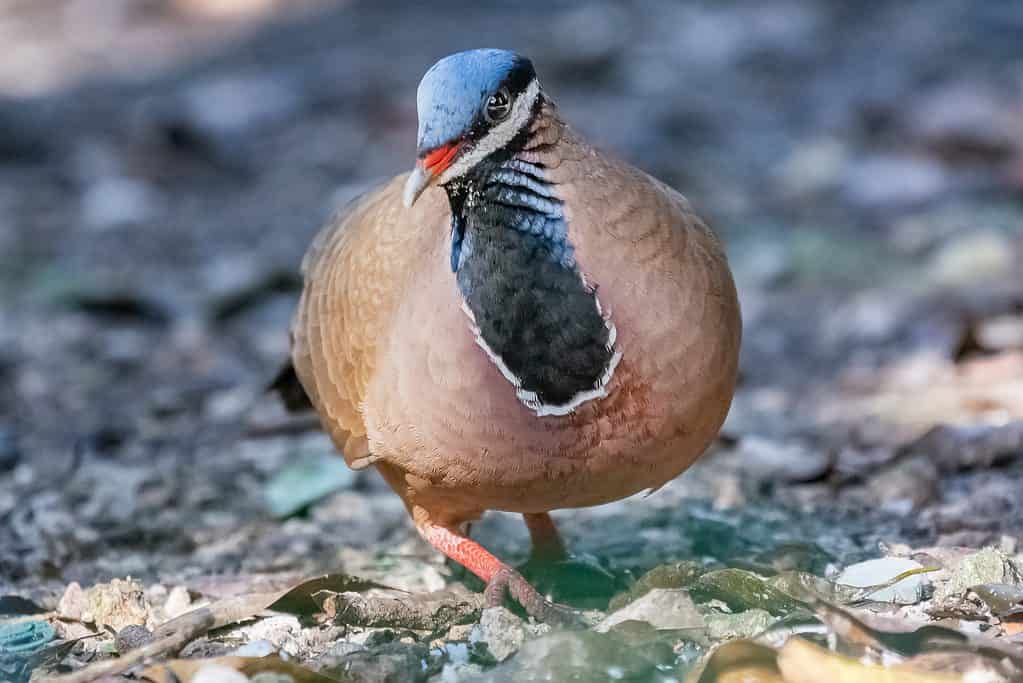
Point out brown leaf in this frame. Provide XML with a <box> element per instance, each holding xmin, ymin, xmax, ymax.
<box><xmin>268</xmin><ymin>573</ymin><xmax>389</xmax><ymax>615</ymax></box>
<box><xmin>685</xmin><ymin>640</ymin><xmax>782</xmax><ymax>683</ymax></box>
<box><xmin>777</xmin><ymin>637</ymin><xmax>965</xmax><ymax>683</ymax></box>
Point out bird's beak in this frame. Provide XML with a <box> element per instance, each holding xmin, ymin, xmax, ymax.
<box><xmin>403</xmin><ymin>141</ymin><xmax>461</xmax><ymax>208</ymax></box>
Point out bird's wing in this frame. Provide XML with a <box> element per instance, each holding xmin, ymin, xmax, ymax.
<box><xmin>290</xmin><ymin>173</ymin><xmax>446</xmax><ymax>469</ymax></box>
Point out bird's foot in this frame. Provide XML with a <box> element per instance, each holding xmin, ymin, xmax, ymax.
<box><xmin>416</xmin><ymin>520</ymin><xmax>584</xmax><ymax>625</ymax></box>
<box><xmin>483</xmin><ymin>566</ymin><xmax>583</xmax><ymax>627</ymax></box>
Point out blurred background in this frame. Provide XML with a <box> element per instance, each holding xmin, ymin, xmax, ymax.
<box><xmin>0</xmin><ymin>0</ymin><xmax>1021</xmax><ymax>679</ymax></box>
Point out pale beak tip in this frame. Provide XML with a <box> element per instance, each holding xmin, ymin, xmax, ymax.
<box><xmin>403</xmin><ymin>166</ymin><xmax>431</xmax><ymax>208</ymax></box>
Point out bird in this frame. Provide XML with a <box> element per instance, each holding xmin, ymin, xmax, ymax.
<box><xmin>281</xmin><ymin>49</ymin><xmax>741</xmax><ymax>622</ymax></box>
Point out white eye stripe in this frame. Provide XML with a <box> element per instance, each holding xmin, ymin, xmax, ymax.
<box><xmin>439</xmin><ymin>78</ymin><xmax>541</xmax><ymax>184</ymax></box>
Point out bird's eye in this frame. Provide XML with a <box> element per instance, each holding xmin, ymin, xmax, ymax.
<box><xmin>484</xmin><ymin>88</ymin><xmax>512</xmax><ymax>123</ymax></box>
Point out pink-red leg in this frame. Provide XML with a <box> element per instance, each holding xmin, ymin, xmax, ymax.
<box><xmin>523</xmin><ymin>512</ymin><xmax>568</xmax><ymax>562</ymax></box>
<box><xmin>417</xmin><ymin>521</ymin><xmax>578</xmax><ymax>624</ymax></box>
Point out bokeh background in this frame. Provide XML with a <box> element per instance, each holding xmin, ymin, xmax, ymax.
<box><xmin>0</xmin><ymin>1</ymin><xmax>1021</xmax><ymax>680</ymax></box>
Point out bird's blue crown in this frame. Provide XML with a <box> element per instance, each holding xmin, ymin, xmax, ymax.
<box><xmin>416</xmin><ymin>49</ymin><xmax>533</xmax><ymax>153</ymax></box>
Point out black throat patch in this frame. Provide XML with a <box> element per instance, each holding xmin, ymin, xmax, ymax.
<box><xmin>445</xmin><ymin>157</ymin><xmax>618</xmax><ymax>414</ymax></box>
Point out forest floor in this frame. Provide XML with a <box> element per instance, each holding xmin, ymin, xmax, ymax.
<box><xmin>1</xmin><ymin>1</ymin><xmax>1022</xmax><ymax>681</ymax></box>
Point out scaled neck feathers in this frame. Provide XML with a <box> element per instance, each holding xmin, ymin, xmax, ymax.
<box><xmin>443</xmin><ymin>100</ymin><xmax>621</xmax><ymax>417</ymax></box>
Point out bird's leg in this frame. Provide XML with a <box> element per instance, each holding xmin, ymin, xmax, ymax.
<box><xmin>417</xmin><ymin>521</ymin><xmax>578</xmax><ymax>625</ymax></box>
<box><xmin>523</xmin><ymin>512</ymin><xmax>568</xmax><ymax>563</ymax></box>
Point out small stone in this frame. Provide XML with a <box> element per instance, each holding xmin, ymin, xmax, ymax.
<box><xmin>935</xmin><ymin>547</ymin><xmax>1023</xmax><ymax>606</ymax></box>
<box><xmin>163</xmin><ymin>586</ymin><xmax>191</xmax><ymax>619</ymax></box>
<box><xmin>778</xmin><ymin>137</ymin><xmax>847</xmax><ymax>196</ymax></box>
<box><xmin>445</xmin><ymin>623</ymin><xmax>474</xmax><ymax>641</ymax></box>
<box><xmin>81</xmin><ymin>177</ymin><xmax>161</xmax><ymax>231</ymax></box>
<box><xmin>241</xmin><ymin>615</ymin><xmax>302</xmax><ymax>656</ymax></box>
<box><xmin>83</xmin><ymin>578</ymin><xmax>150</xmax><ymax>631</ymax></box>
<box><xmin>115</xmin><ymin>624</ymin><xmax>153</xmax><ymax>652</ymax></box>
<box><xmin>326</xmin><ymin>642</ymin><xmax>435</xmax><ymax>682</ymax></box>
<box><xmin>323</xmin><ymin>640</ymin><xmax>366</xmax><ymax>658</ymax></box>
<box><xmin>57</xmin><ymin>582</ymin><xmax>86</xmax><ymax>621</ymax></box>
<box><xmin>835</xmin><ymin>557</ymin><xmax>929</xmax><ymax>604</ymax></box>
<box><xmin>471</xmin><ymin>606</ymin><xmax>525</xmax><ymax>662</ymax></box>
<box><xmin>596</xmin><ymin>588</ymin><xmax>705</xmax><ymax>633</ymax></box>
<box><xmin>233</xmin><ymin>639</ymin><xmax>277</xmax><ymax>658</ymax></box>
<box><xmin>703</xmin><ymin>608</ymin><xmax>777</xmax><ymax>640</ymax></box>
<box><xmin>193</xmin><ymin>664</ymin><xmax>250</xmax><ymax>683</ymax></box>
<box><xmin>976</xmin><ymin>314</ymin><xmax>1023</xmax><ymax>352</ymax></box>
<box><xmin>494</xmin><ymin>630</ymin><xmax>669</xmax><ymax>680</ymax></box>
<box><xmin>930</xmin><ymin>230</ymin><xmax>1014</xmax><ymax>286</ymax></box>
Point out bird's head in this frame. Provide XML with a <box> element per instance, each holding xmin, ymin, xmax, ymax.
<box><xmin>403</xmin><ymin>49</ymin><xmax>541</xmax><ymax>208</ymax></box>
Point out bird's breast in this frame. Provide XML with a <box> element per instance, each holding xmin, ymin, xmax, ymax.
<box><xmin>361</xmin><ymin>159</ymin><xmax>740</xmax><ymax>515</ymax></box>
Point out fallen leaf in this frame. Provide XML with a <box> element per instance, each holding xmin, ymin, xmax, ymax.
<box><xmin>777</xmin><ymin>637</ymin><xmax>964</xmax><ymax>683</ymax></box>
<box><xmin>971</xmin><ymin>583</ymin><xmax>1023</xmax><ymax>617</ymax></box>
<box><xmin>685</xmin><ymin>640</ymin><xmax>783</xmax><ymax>683</ymax></box>
<box><xmin>268</xmin><ymin>573</ymin><xmax>387</xmax><ymax>615</ymax></box>
<box><xmin>690</xmin><ymin>569</ymin><xmax>804</xmax><ymax>615</ymax></box>
<box><xmin>835</xmin><ymin>557</ymin><xmax>930</xmax><ymax>604</ymax></box>
<box><xmin>607</xmin><ymin>561</ymin><xmax>703</xmax><ymax>612</ymax></box>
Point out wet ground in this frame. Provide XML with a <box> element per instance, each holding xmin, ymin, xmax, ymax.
<box><xmin>0</xmin><ymin>1</ymin><xmax>1022</xmax><ymax>681</ymax></box>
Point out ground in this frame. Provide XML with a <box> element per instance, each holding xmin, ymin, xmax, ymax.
<box><xmin>0</xmin><ymin>1</ymin><xmax>1021</xmax><ymax>681</ymax></box>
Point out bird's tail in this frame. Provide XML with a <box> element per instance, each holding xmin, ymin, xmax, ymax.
<box><xmin>268</xmin><ymin>361</ymin><xmax>314</xmax><ymax>412</ymax></box>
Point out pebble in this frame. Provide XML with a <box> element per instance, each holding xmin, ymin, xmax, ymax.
<box><xmin>162</xmin><ymin>585</ymin><xmax>192</xmax><ymax>619</ymax></box>
<box><xmin>835</xmin><ymin>557</ymin><xmax>929</xmax><ymax>604</ymax></box>
<box><xmin>596</xmin><ymin>588</ymin><xmax>705</xmax><ymax>633</ymax></box>
<box><xmin>115</xmin><ymin>624</ymin><xmax>153</xmax><ymax>652</ymax></box>
<box><xmin>233</xmin><ymin>639</ymin><xmax>277</xmax><ymax>658</ymax></box>
<box><xmin>81</xmin><ymin>177</ymin><xmax>161</xmax><ymax>231</ymax></box>
<box><xmin>471</xmin><ymin>606</ymin><xmax>525</xmax><ymax>662</ymax></box>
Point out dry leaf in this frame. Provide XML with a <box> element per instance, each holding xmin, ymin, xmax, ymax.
<box><xmin>777</xmin><ymin>637</ymin><xmax>964</xmax><ymax>683</ymax></box>
<box><xmin>686</xmin><ymin>640</ymin><xmax>783</xmax><ymax>683</ymax></box>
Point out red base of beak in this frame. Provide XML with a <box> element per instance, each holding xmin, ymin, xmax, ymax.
<box><xmin>421</xmin><ymin>142</ymin><xmax>460</xmax><ymax>177</ymax></box>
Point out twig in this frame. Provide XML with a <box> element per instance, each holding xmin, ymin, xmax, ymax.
<box><xmin>40</xmin><ymin>592</ymin><xmax>280</xmax><ymax>683</ymax></box>
<box><xmin>320</xmin><ymin>589</ymin><xmax>484</xmax><ymax>631</ymax></box>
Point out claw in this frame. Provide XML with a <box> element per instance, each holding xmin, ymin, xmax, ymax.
<box><xmin>485</xmin><ymin>566</ymin><xmax>584</xmax><ymax>627</ymax></box>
